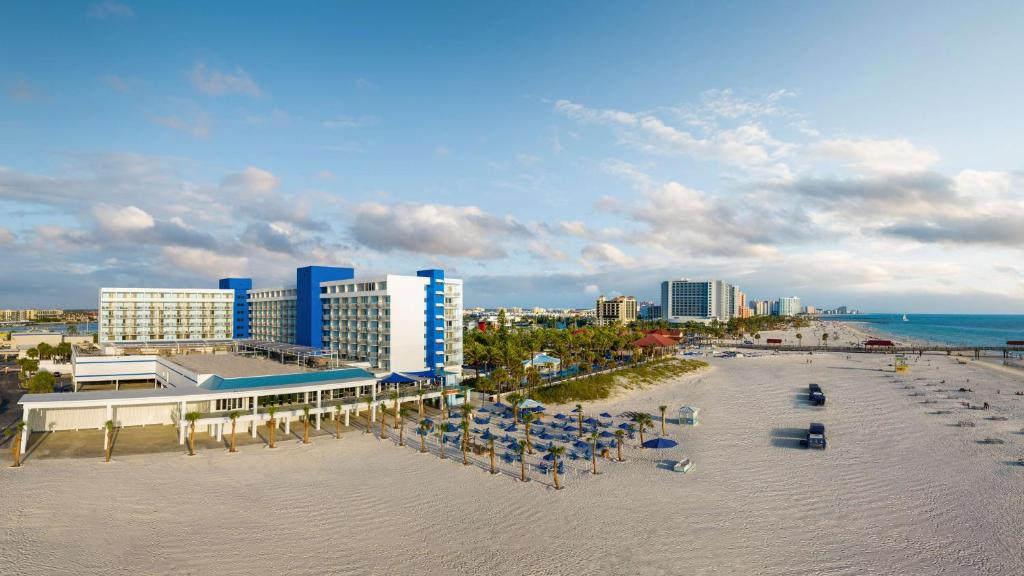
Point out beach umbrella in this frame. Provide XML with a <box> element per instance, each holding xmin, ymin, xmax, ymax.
<box><xmin>503</xmin><ymin>423</ymin><xmax>518</xmax><ymax>432</ymax></box>
<box><xmin>570</xmin><ymin>406</ymin><xmax>581</xmax><ymax>413</ymax></box>
<box><xmin>599</xmin><ymin>430</ymin><xmax>614</xmax><ymax>438</ymax></box>
<box><xmin>542</xmin><ymin>452</ymin><xmax>555</xmax><ymax>461</ymax></box>
<box><xmin>477</xmin><ymin>407</ymin><xmax>490</xmax><ymax>413</ymax></box>
<box><xmin>600</xmin><ymin>412</ymin><xmax>612</xmax><ymax>418</ymax></box>
<box><xmin>494</xmin><ymin>402</ymin><xmax>506</xmax><ymax>409</ymax></box>
<box><xmin>618</xmin><ymin>423</ymin><xmax>632</xmax><ymax>430</ymax></box>
<box><xmin>573</xmin><ymin>440</ymin><xmax>590</xmax><ymax>450</ymax></box>
<box><xmin>564</xmin><ymin>425</ymin><xmax>578</xmax><ymax>432</ymax></box>
<box><xmin>444</xmin><ymin>423</ymin><xmax>459</xmax><ymax>433</ymax></box>
<box><xmin>598</xmin><ymin>421</ymin><xmax>611</xmax><ymax>428</ymax></box>
<box><xmin>481</xmin><ymin>430</ymin><xmax>495</xmax><ymax>441</ymax></box>
<box><xmin>554</xmin><ymin>413</ymin><xmax>567</xmax><ymax>420</ymax></box>
<box><xmin>583</xmin><ymin>417</ymin><xmax>599</xmax><ymax>425</ymax></box>
<box><xmin>641</xmin><ymin>438</ymin><xmax>678</xmax><ymax>449</ymax></box>
<box><xmin>538</xmin><ymin>432</ymin><xmax>554</xmax><ymax>440</ymax></box>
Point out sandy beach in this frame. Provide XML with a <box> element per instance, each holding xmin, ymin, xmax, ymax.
<box><xmin>2</xmin><ymin>338</ymin><xmax>1023</xmax><ymax>575</ymax></box>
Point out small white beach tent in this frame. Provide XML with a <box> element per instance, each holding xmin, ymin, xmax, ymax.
<box><xmin>679</xmin><ymin>405</ymin><xmax>700</xmax><ymax>425</ymax></box>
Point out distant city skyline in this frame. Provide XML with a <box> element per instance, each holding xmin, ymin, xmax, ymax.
<box><xmin>1</xmin><ymin>2</ymin><xmax>1023</xmax><ymax>313</ymax></box>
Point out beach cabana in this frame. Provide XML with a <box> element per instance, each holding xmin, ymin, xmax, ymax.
<box><xmin>630</xmin><ymin>334</ymin><xmax>679</xmax><ymax>356</ymax></box>
<box><xmin>379</xmin><ymin>372</ymin><xmax>417</xmax><ymax>385</ymax></box>
<box><xmin>522</xmin><ymin>353</ymin><xmax>561</xmax><ymax>374</ymax></box>
<box><xmin>679</xmin><ymin>405</ymin><xmax>700</xmax><ymax>426</ymax></box>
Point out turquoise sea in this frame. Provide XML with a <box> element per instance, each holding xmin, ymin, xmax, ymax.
<box><xmin>827</xmin><ymin>314</ymin><xmax>1024</xmax><ymax>347</ymax></box>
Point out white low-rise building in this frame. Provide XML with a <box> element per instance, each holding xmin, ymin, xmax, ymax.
<box><xmin>98</xmin><ymin>288</ymin><xmax>234</xmax><ymax>343</ymax></box>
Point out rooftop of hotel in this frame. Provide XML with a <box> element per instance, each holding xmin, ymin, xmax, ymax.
<box><xmin>169</xmin><ymin>353</ymin><xmax>305</xmax><ymax>378</ymax></box>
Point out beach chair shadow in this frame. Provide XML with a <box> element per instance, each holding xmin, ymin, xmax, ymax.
<box><xmin>770</xmin><ymin>427</ymin><xmax>806</xmax><ymax>449</ymax></box>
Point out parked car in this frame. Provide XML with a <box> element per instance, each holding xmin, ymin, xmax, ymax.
<box><xmin>809</xmin><ymin>384</ymin><xmax>826</xmax><ymax>406</ymax></box>
<box><xmin>800</xmin><ymin>422</ymin><xmax>828</xmax><ymax>449</ymax></box>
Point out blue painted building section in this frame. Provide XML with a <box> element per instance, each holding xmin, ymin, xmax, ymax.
<box><xmin>296</xmin><ymin>266</ymin><xmax>353</xmax><ymax>348</ymax></box>
<box><xmin>417</xmin><ymin>269</ymin><xmax>446</xmax><ymax>372</ymax></box>
<box><xmin>218</xmin><ymin>277</ymin><xmax>252</xmax><ymax>339</ymax></box>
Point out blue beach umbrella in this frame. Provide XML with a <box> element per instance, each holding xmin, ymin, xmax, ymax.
<box><xmin>600</xmin><ymin>412</ymin><xmax>612</xmax><ymax>418</ymax></box>
<box><xmin>570</xmin><ymin>406</ymin><xmax>581</xmax><ymax>413</ymax></box>
<box><xmin>503</xmin><ymin>423</ymin><xmax>518</xmax><ymax>432</ymax></box>
<box><xmin>641</xmin><ymin>438</ymin><xmax>678</xmax><ymax>449</ymax></box>
<box><xmin>583</xmin><ymin>417</ymin><xmax>599</xmax><ymax>425</ymax></box>
<box><xmin>554</xmin><ymin>413</ymin><xmax>567</xmax><ymax>420</ymax></box>
<box><xmin>564</xmin><ymin>425</ymin><xmax>578</xmax><ymax>432</ymax></box>
<box><xmin>538</xmin><ymin>432</ymin><xmax>554</xmax><ymax>440</ymax></box>
<box><xmin>481</xmin><ymin>430</ymin><xmax>495</xmax><ymax>441</ymax></box>
<box><xmin>599</xmin><ymin>430</ymin><xmax>614</xmax><ymax>438</ymax></box>
<box><xmin>444</xmin><ymin>423</ymin><xmax>459</xmax><ymax>433</ymax></box>
<box><xmin>618</xmin><ymin>423</ymin><xmax>632</xmax><ymax>430</ymax></box>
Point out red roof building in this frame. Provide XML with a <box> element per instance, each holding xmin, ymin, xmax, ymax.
<box><xmin>631</xmin><ymin>334</ymin><xmax>679</xmax><ymax>348</ymax></box>
<box><xmin>864</xmin><ymin>339</ymin><xmax>896</xmax><ymax>347</ymax></box>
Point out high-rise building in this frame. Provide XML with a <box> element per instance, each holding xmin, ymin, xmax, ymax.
<box><xmin>98</xmin><ymin>288</ymin><xmax>234</xmax><ymax>342</ymax></box>
<box><xmin>595</xmin><ymin>295</ymin><xmax>638</xmax><ymax>326</ymax></box>
<box><xmin>660</xmin><ymin>279</ymin><xmax>739</xmax><ymax>323</ymax></box>
<box><xmin>321</xmin><ymin>270</ymin><xmax>463</xmax><ymax>374</ymax></box>
<box><xmin>776</xmin><ymin>297</ymin><xmax>802</xmax><ymax>316</ymax></box>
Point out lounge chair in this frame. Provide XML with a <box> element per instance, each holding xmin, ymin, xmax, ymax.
<box><xmin>672</xmin><ymin>459</ymin><xmax>694</xmax><ymax>473</ymax></box>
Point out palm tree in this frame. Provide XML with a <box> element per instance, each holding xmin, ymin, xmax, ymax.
<box><xmin>488</xmin><ymin>437</ymin><xmax>497</xmax><ymax>474</ymax></box>
<box><xmin>754</xmin><ymin>332</ymin><xmax>761</xmax><ymax>345</ymax></box>
<box><xmin>589</xmin><ymin>431</ymin><xmax>600</xmax><ymax>475</ymax></box>
<box><xmin>435</xmin><ymin>428</ymin><xmax>446</xmax><ymax>459</ymax></box>
<box><xmin>658</xmin><ymin>405</ymin><xmax>668</xmax><ymax>435</ymax></box>
<box><xmin>184</xmin><ymin>411</ymin><xmax>201</xmax><ymax>456</ymax></box>
<box><xmin>614</xmin><ymin>429</ymin><xmax>625</xmax><ymax>462</ymax></box>
<box><xmin>516</xmin><ymin>442</ymin><xmax>528</xmax><ymax>482</ymax></box>
<box><xmin>575</xmin><ymin>404</ymin><xmax>584</xmax><ymax>438</ymax></box>
<box><xmin>389</xmin><ymin>390</ymin><xmax>400</xmax><ymax>429</ymax></box>
<box><xmin>459</xmin><ymin>402</ymin><xmax>474</xmax><ymax>423</ymax></box>
<box><xmin>266</xmin><ymin>405</ymin><xmax>277</xmax><ymax>448</ymax></box>
<box><xmin>506</xmin><ymin>392</ymin><xmax>523</xmax><ymax>423</ymax></box>
<box><xmin>398</xmin><ymin>407</ymin><xmax>412</xmax><ymax>447</ymax></box>
<box><xmin>335</xmin><ymin>404</ymin><xmax>344</xmax><ymax>439</ymax></box>
<box><xmin>416</xmin><ymin>389</ymin><xmax>426</xmax><ymax>417</ymax></box>
<box><xmin>362</xmin><ymin>396</ymin><xmax>373</xmax><ymax>434</ymax></box>
<box><xmin>547</xmin><ymin>445</ymin><xmax>566</xmax><ymax>490</ymax></box>
<box><xmin>631</xmin><ymin>412</ymin><xmax>652</xmax><ymax>446</ymax></box>
<box><xmin>522</xmin><ymin>411</ymin><xmax>536</xmax><ymax>455</ymax></box>
<box><xmin>415</xmin><ymin>420</ymin><xmax>432</xmax><ymax>450</ymax></box>
<box><xmin>460</xmin><ymin>418</ymin><xmax>471</xmax><ymax>466</ymax></box>
<box><xmin>104</xmin><ymin>419</ymin><xmax>114</xmax><ymax>462</ymax></box>
<box><xmin>228</xmin><ymin>411</ymin><xmax>240</xmax><ymax>452</ymax></box>
<box><xmin>7</xmin><ymin>421</ymin><xmax>25</xmax><ymax>467</ymax></box>
<box><xmin>821</xmin><ymin>332</ymin><xmax>829</xmax><ymax>349</ymax></box>
<box><xmin>378</xmin><ymin>403</ymin><xmax>387</xmax><ymax>440</ymax></box>
<box><xmin>301</xmin><ymin>405</ymin><xmax>312</xmax><ymax>445</ymax></box>
<box><xmin>796</xmin><ymin>333</ymin><xmax>803</xmax><ymax>347</ymax></box>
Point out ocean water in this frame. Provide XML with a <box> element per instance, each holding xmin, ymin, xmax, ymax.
<box><xmin>828</xmin><ymin>314</ymin><xmax>1024</xmax><ymax>347</ymax></box>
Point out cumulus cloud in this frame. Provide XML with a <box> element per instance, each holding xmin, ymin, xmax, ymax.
<box><xmin>814</xmin><ymin>138</ymin><xmax>939</xmax><ymax>174</ymax></box>
<box><xmin>91</xmin><ymin>204</ymin><xmax>155</xmax><ymax>234</ymax></box>
<box><xmin>189</xmin><ymin>61</ymin><xmax>261</xmax><ymax>97</ymax></box>
<box><xmin>581</xmin><ymin>243</ymin><xmax>631</xmax><ymax>266</ymax></box>
<box><xmin>879</xmin><ymin>215</ymin><xmax>1024</xmax><ymax>246</ymax></box>
<box><xmin>161</xmin><ymin>246</ymin><xmax>248</xmax><ymax>278</ymax></box>
<box><xmin>350</xmin><ymin>202</ymin><xmax>527</xmax><ymax>258</ymax></box>
<box><xmin>221</xmin><ymin>166</ymin><xmax>280</xmax><ymax>193</ymax></box>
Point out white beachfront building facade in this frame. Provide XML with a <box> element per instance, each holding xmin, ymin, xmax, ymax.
<box><xmin>98</xmin><ymin>288</ymin><xmax>235</xmax><ymax>343</ymax></box>
<box><xmin>660</xmin><ymin>279</ymin><xmax>741</xmax><ymax>323</ymax></box>
<box><xmin>320</xmin><ymin>274</ymin><xmax>463</xmax><ymax>374</ymax></box>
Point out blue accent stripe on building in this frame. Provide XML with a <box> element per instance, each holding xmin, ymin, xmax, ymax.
<box><xmin>296</xmin><ymin>266</ymin><xmax>353</xmax><ymax>349</ymax></box>
<box><xmin>417</xmin><ymin>269</ymin><xmax>444</xmax><ymax>371</ymax></box>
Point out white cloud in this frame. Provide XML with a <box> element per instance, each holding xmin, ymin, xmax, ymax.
<box><xmin>221</xmin><ymin>166</ymin><xmax>280</xmax><ymax>194</ymax></box>
<box><xmin>323</xmin><ymin>115</ymin><xmax>376</xmax><ymax>129</ymax></box>
<box><xmin>88</xmin><ymin>1</ymin><xmax>134</xmax><ymax>20</ymax></box>
<box><xmin>152</xmin><ymin>112</ymin><xmax>210</xmax><ymax>138</ymax></box>
<box><xmin>91</xmin><ymin>204</ymin><xmax>155</xmax><ymax>234</ymax></box>
<box><xmin>350</xmin><ymin>202</ymin><xmax>526</xmax><ymax>258</ymax></box>
<box><xmin>581</xmin><ymin>242</ymin><xmax>631</xmax><ymax>266</ymax></box>
<box><xmin>161</xmin><ymin>246</ymin><xmax>248</xmax><ymax>278</ymax></box>
<box><xmin>583</xmin><ymin>284</ymin><xmax>601</xmax><ymax>295</ymax></box>
<box><xmin>188</xmin><ymin>61</ymin><xmax>261</xmax><ymax>97</ymax></box>
<box><xmin>814</xmin><ymin>138</ymin><xmax>939</xmax><ymax>174</ymax></box>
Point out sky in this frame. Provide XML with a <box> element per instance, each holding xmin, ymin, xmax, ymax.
<box><xmin>1</xmin><ymin>1</ymin><xmax>1023</xmax><ymax>312</ymax></box>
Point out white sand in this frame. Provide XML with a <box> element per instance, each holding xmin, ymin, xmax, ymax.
<box><xmin>2</xmin><ymin>349</ymin><xmax>1022</xmax><ymax>575</ymax></box>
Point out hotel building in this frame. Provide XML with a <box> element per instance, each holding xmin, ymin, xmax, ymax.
<box><xmin>776</xmin><ymin>296</ymin><xmax>802</xmax><ymax>317</ymax></box>
<box><xmin>98</xmin><ymin>288</ymin><xmax>234</xmax><ymax>342</ymax></box>
<box><xmin>321</xmin><ymin>271</ymin><xmax>463</xmax><ymax>373</ymax></box>
<box><xmin>594</xmin><ymin>295</ymin><xmax>638</xmax><ymax>326</ymax></box>
<box><xmin>660</xmin><ymin>279</ymin><xmax>740</xmax><ymax>323</ymax></box>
